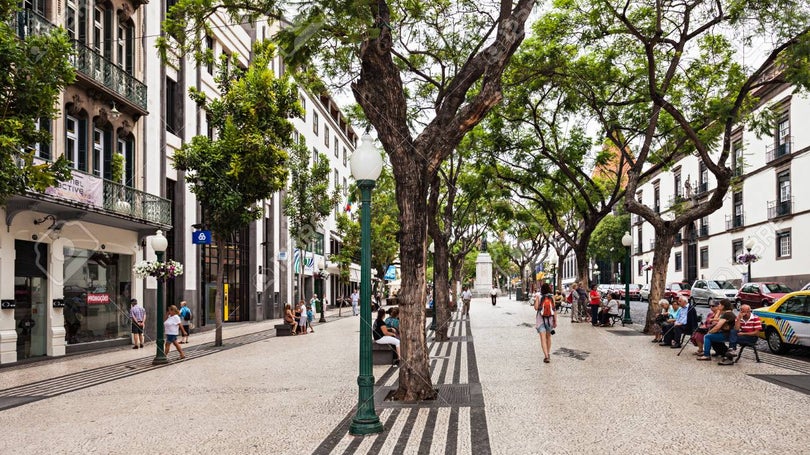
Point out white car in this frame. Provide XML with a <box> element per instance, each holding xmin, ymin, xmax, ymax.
<box><xmin>639</xmin><ymin>284</ymin><xmax>650</xmax><ymax>302</ymax></box>
<box><xmin>690</xmin><ymin>279</ymin><xmax>738</xmax><ymax>306</ymax></box>
<box><xmin>802</xmin><ymin>282</ymin><xmax>810</xmax><ymax>291</ymax></box>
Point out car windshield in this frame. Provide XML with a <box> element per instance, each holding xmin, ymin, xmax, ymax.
<box><xmin>717</xmin><ymin>281</ymin><xmax>736</xmax><ymax>290</ymax></box>
<box><xmin>707</xmin><ymin>281</ymin><xmax>720</xmax><ymax>289</ymax></box>
<box><xmin>762</xmin><ymin>283</ymin><xmax>792</xmax><ymax>293</ymax></box>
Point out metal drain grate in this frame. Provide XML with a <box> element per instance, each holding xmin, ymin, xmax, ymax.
<box><xmin>607</xmin><ymin>330</ymin><xmax>647</xmax><ymax>336</ymax></box>
<box><xmin>0</xmin><ymin>396</ymin><xmax>43</xmax><ymax>411</ymax></box>
<box><xmin>750</xmin><ymin>374</ymin><xmax>810</xmax><ymax>396</ymax></box>
<box><xmin>376</xmin><ymin>384</ymin><xmax>483</xmax><ymax>408</ymax></box>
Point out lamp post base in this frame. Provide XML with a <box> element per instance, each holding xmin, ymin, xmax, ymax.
<box><xmin>152</xmin><ymin>344</ymin><xmax>168</xmax><ymax>365</ymax></box>
<box><xmin>349</xmin><ymin>416</ymin><xmax>384</xmax><ymax>436</ymax></box>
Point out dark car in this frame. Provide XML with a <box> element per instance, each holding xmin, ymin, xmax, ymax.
<box><xmin>619</xmin><ymin>284</ymin><xmax>641</xmax><ymax>301</ymax></box>
<box><xmin>663</xmin><ymin>282</ymin><xmax>691</xmax><ymax>302</ymax></box>
<box><xmin>736</xmin><ymin>282</ymin><xmax>793</xmax><ymax>309</ymax></box>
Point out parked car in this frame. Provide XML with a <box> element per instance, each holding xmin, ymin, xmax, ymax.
<box><xmin>619</xmin><ymin>284</ymin><xmax>641</xmax><ymax>301</ymax></box>
<box><xmin>663</xmin><ymin>282</ymin><xmax>691</xmax><ymax>302</ymax></box>
<box><xmin>753</xmin><ymin>291</ymin><xmax>810</xmax><ymax>354</ymax></box>
<box><xmin>597</xmin><ymin>284</ymin><xmax>613</xmax><ymax>297</ymax></box>
<box><xmin>802</xmin><ymin>283</ymin><xmax>810</xmax><ymax>291</ymax></box>
<box><xmin>736</xmin><ymin>282</ymin><xmax>793</xmax><ymax>310</ymax></box>
<box><xmin>639</xmin><ymin>284</ymin><xmax>650</xmax><ymax>302</ymax></box>
<box><xmin>690</xmin><ymin>279</ymin><xmax>738</xmax><ymax>306</ymax></box>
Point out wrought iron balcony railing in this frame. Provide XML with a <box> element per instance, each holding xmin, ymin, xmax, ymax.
<box><xmin>766</xmin><ymin>139</ymin><xmax>792</xmax><ymax>163</ymax></box>
<box><xmin>767</xmin><ymin>198</ymin><xmax>794</xmax><ymax>219</ymax></box>
<box><xmin>725</xmin><ymin>213</ymin><xmax>744</xmax><ymax>230</ymax></box>
<box><xmin>14</xmin><ymin>10</ymin><xmax>147</xmax><ymax>110</ymax></box>
<box><xmin>103</xmin><ymin>180</ymin><xmax>171</xmax><ymax>226</ymax></box>
<box><xmin>674</xmin><ymin>232</ymin><xmax>683</xmax><ymax>246</ymax></box>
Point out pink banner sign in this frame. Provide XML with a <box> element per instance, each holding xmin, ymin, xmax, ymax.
<box><xmin>86</xmin><ymin>293</ymin><xmax>111</xmax><ymax>305</ymax></box>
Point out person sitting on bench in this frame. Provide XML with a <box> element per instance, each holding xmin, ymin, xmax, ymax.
<box><xmin>598</xmin><ymin>292</ymin><xmax>620</xmax><ymax>326</ymax></box>
<box><xmin>373</xmin><ymin>308</ymin><xmax>400</xmax><ymax>364</ymax></box>
<box><xmin>728</xmin><ymin>304</ymin><xmax>762</xmax><ymax>355</ymax></box>
<box><xmin>661</xmin><ymin>297</ymin><xmax>687</xmax><ymax>347</ymax></box>
<box><xmin>283</xmin><ymin>304</ymin><xmax>298</xmax><ymax>335</ymax></box>
<box><xmin>697</xmin><ymin>299</ymin><xmax>736</xmax><ymax>361</ymax></box>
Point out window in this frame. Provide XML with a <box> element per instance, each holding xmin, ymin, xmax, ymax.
<box><xmin>312</xmin><ymin>147</ymin><xmax>318</xmax><ymax>165</ymax></box>
<box><xmin>166</xmin><ymin>77</ymin><xmax>182</xmax><ymax>135</ymax></box>
<box><xmin>653</xmin><ymin>185</ymin><xmax>660</xmax><ymax>213</ymax></box>
<box><xmin>93</xmin><ymin>127</ymin><xmax>103</xmax><ymax>177</ymax></box>
<box><xmin>732</xmin><ymin>191</ymin><xmax>743</xmax><ymax>227</ymax></box>
<box><xmin>117</xmin><ymin>25</ymin><xmax>125</xmax><ymax>68</ymax></box>
<box><xmin>776</xmin><ymin>170</ymin><xmax>791</xmax><ymax>216</ymax></box>
<box><xmin>23</xmin><ymin>0</ymin><xmax>46</xmax><ymax>16</ymax></box>
<box><xmin>292</xmin><ymin>130</ymin><xmax>299</xmax><ymax>145</ymax></box>
<box><xmin>732</xmin><ymin>239</ymin><xmax>743</xmax><ymax>263</ymax></box>
<box><xmin>299</xmin><ymin>95</ymin><xmax>306</xmax><ymax>118</ymax></box>
<box><xmin>65</xmin><ymin>0</ymin><xmax>77</xmax><ymax>41</ymax></box>
<box><xmin>674</xmin><ymin>171</ymin><xmax>682</xmax><ymax>198</ymax></box>
<box><xmin>732</xmin><ymin>138</ymin><xmax>744</xmax><ymax>176</ymax></box>
<box><xmin>637</xmin><ymin>260</ymin><xmax>643</xmax><ymax>275</ymax></box>
<box><xmin>93</xmin><ymin>7</ymin><xmax>103</xmax><ymax>53</ymax></box>
<box><xmin>324</xmin><ymin>126</ymin><xmax>330</xmax><ymax>147</ymax></box>
<box><xmin>334</xmin><ymin>169</ymin><xmax>339</xmax><ymax>191</ymax></box>
<box><xmin>700</xmin><ymin>247</ymin><xmax>709</xmax><ymax>269</ymax></box>
<box><xmin>699</xmin><ymin>217</ymin><xmax>708</xmax><ymax>237</ymax></box>
<box><xmin>314</xmin><ymin>232</ymin><xmax>324</xmax><ymax>255</ymax></box>
<box><xmin>205</xmin><ymin>36</ymin><xmax>214</xmax><ymax>75</ymax></box>
<box><xmin>334</xmin><ymin>137</ymin><xmax>339</xmax><ymax>158</ymax></box>
<box><xmin>776</xmin><ymin>117</ymin><xmax>790</xmax><ymax>157</ymax></box>
<box><xmin>674</xmin><ymin>252</ymin><xmax>682</xmax><ymax>271</ymax></box>
<box><xmin>698</xmin><ymin>162</ymin><xmax>708</xmax><ymax>193</ymax></box>
<box><xmin>31</xmin><ymin>118</ymin><xmax>51</xmax><ymax>160</ymax></box>
<box><xmin>342</xmin><ymin>147</ymin><xmax>347</xmax><ymax>166</ymax></box>
<box><xmin>312</xmin><ymin>112</ymin><xmax>319</xmax><ymax>135</ymax></box>
<box><xmin>124</xmin><ymin>137</ymin><xmax>134</xmax><ymax>187</ymax></box>
<box><xmin>343</xmin><ymin>177</ymin><xmax>347</xmax><ymax>196</ymax></box>
<box><xmin>777</xmin><ymin>230</ymin><xmax>791</xmax><ymax>259</ymax></box>
<box><xmin>206</xmin><ymin>113</ymin><xmax>214</xmax><ymax>140</ymax></box>
<box><xmin>65</xmin><ymin>115</ymin><xmax>87</xmax><ymax>172</ymax></box>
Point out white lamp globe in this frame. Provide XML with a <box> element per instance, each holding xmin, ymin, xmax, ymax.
<box><xmin>351</xmin><ymin>134</ymin><xmax>383</xmax><ymax>181</ymax></box>
<box><xmin>621</xmin><ymin>231</ymin><xmax>632</xmax><ymax>247</ymax></box>
<box><xmin>151</xmin><ymin>229</ymin><xmax>168</xmax><ymax>252</ymax></box>
<box><xmin>744</xmin><ymin>236</ymin><xmax>755</xmax><ymax>250</ymax></box>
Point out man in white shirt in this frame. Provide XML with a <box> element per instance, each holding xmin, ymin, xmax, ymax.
<box><xmin>351</xmin><ymin>289</ymin><xmax>360</xmax><ymax>316</ymax></box>
<box><xmin>490</xmin><ymin>285</ymin><xmax>498</xmax><ymax>306</ymax></box>
<box><xmin>461</xmin><ymin>287</ymin><xmax>473</xmax><ymax>316</ymax></box>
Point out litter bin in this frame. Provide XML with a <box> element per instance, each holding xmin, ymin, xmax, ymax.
<box><xmin>516</xmin><ymin>288</ymin><xmax>525</xmax><ymax>301</ymax></box>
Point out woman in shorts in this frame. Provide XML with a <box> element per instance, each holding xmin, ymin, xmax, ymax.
<box><xmin>535</xmin><ymin>283</ymin><xmax>557</xmax><ymax>363</ymax></box>
<box><xmin>163</xmin><ymin>305</ymin><xmax>186</xmax><ymax>359</ymax></box>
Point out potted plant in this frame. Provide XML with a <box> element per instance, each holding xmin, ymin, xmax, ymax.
<box><xmin>110</xmin><ymin>153</ymin><xmax>131</xmax><ymax>213</ymax></box>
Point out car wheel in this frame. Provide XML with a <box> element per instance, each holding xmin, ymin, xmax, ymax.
<box><xmin>766</xmin><ymin>327</ymin><xmax>789</xmax><ymax>355</ymax></box>
<box><xmin>706</xmin><ymin>298</ymin><xmax>712</xmax><ymax>308</ymax></box>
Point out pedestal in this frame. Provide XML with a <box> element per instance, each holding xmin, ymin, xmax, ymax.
<box><xmin>473</xmin><ymin>252</ymin><xmax>493</xmax><ymax>297</ymax></box>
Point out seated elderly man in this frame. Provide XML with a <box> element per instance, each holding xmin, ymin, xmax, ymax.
<box><xmin>698</xmin><ymin>299</ymin><xmax>736</xmax><ymax>362</ymax></box>
<box><xmin>660</xmin><ymin>296</ymin><xmax>687</xmax><ymax>347</ymax></box>
<box><xmin>726</xmin><ymin>304</ymin><xmax>762</xmax><ymax>357</ymax></box>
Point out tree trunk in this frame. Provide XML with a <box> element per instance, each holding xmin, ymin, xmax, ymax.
<box><xmin>644</xmin><ymin>233</ymin><xmax>676</xmax><ymax>333</ymax></box>
<box><xmin>392</xmin><ymin>173</ymin><xmax>435</xmax><ymax>401</ymax></box>
<box><xmin>433</xmin><ymin>239</ymin><xmax>452</xmax><ymax>341</ymax></box>
<box><xmin>574</xmin><ymin>244</ymin><xmax>589</xmax><ymax>290</ymax></box>
<box><xmin>214</xmin><ymin>233</ymin><xmax>225</xmax><ymax>346</ymax></box>
<box><xmin>556</xmin><ymin>256</ymin><xmax>564</xmax><ymax>293</ymax></box>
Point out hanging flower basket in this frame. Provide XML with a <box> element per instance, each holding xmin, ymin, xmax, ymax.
<box><xmin>735</xmin><ymin>253</ymin><xmax>760</xmax><ymax>265</ymax></box>
<box><xmin>134</xmin><ymin>260</ymin><xmax>184</xmax><ymax>281</ymax></box>
<box><xmin>642</xmin><ymin>264</ymin><xmax>653</xmax><ymax>271</ymax></box>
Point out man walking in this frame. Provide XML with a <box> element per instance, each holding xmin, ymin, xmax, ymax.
<box><xmin>490</xmin><ymin>285</ymin><xmax>498</xmax><ymax>306</ymax></box>
<box><xmin>461</xmin><ymin>287</ymin><xmax>473</xmax><ymax>316</ymax></box>
<box><xmin>129</xmin><ymin>298</ymin><xmax>146</xmax><ymax>349</ymax></box>
<box><xmin>351</xmin><ymin>289</ymin><xmax>360</xmax><ymax>316</ymax></box>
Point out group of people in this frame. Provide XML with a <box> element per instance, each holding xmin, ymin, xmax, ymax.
<box><xmin>651</xmin><ymin>296</ymin><xmax>762</xmax><ymax>365</ymax></box>
<box><xmin>373</xmin><ymin>307</ymin><xmax>401</xmax><ymax>365</ymax></box>
<box><xmin>283</xmin><ymin>295</ymin><xmax>322</xmax><ymax>335</ymax></box>
<box><xmin>129</xmin><ymin>298</ymin><xmax>193</xmax><ymax>360</ymax></box>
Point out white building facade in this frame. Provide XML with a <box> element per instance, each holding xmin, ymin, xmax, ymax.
<box><xmin>630</xmin><ymin>83</ymin><xmax>810</xmax><ymax>290</ymax></box>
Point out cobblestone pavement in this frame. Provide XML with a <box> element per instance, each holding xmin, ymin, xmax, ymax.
<box><xmin>0</xmin><ymin>298</ymin><xmax>808</xmax><ymax>454</ymax></box>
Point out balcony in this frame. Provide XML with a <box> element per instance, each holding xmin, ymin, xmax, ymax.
<box><xmin>766</xmin><ymin>139</ymin><xmax>792</xmax><ymax>163</ymax></box>
<box><xmin>697</xmin><ymin>181</ymin><xmax>709</xmax><ymax>195</ymax></box>
<box><xmin>14</xmin><ymin>10</ymin><xmax>147</xmax><ymax>111</ymax></box>
<box><xmin>725</xmin><ymin>213</ymin><xmax>744</xmax><ymax>231</ymax></box>
<box><xmin>698</xmin><ymin>224</ymin><xmax>709</xmax><ymax>238</ymax></box>
<box><xmin>103</xmin><ymin>180</ymin><xmax>171</xmax><ymax>225</ymax></box>
<box><xmin>674</xmin><ymin>232</ymin><xmax>683</xmax><ymax>246</ymax></box>
<box><xmin>768</xmin><ymin>198</ymin><xmax>794</xmax><ymax>219</ymax></box>
<box><xmin>634</xmin><ymin>245</ymin><xmax>643</xmax><ymax>255</ymax></box>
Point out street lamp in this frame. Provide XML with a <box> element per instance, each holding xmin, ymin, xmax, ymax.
<box><xmin>744</xmin><ymin>236</ymin><xmax>755</xmax><ymax>283</ymax></box>
<box><xmin>349</xmin><ymin>132</ymin><xmax>384</xmax><ymax>436</ymax></box>
<box><xmin>151</xmin><ymin>230</ymin><xmax>168</xmax><ymax>365</ymax></box>
<box><xmin>593</xmin><ymin>269</ymin><xmax>601</xmax><ymax>285</ymax></box>
<box><xmin>621</xmin><ymin>231</ymin><xmax>633</xmax><ymax>325</ymax></box>
<box><xmin>644</xmin><ymin>261</ymin><xmax>650</xmax><ymax>285</ymax></box>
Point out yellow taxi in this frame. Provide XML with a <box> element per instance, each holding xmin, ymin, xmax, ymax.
<box><xmin>752</xmin><ymin>290</ymin><xmax>810</xmax><ymax>354</ymax></box>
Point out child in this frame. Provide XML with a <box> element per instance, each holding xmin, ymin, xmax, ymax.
<box><xmin>306</xmin><ymin>303</ymin><xmax>315</xmax><ymax>333</ymax></box>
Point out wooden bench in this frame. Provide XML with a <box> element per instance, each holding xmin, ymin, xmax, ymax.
<box><xmin>275</xmin><ymin>324</ymin><xmax>293</xmax><ymax>337</ymax></box>
<box><xmin>372</xmin><ymin>342</ymin><xmax>397</xmax><ymax>365</ymax></box>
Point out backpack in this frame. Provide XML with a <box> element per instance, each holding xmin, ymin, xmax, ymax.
<box><xmin>182</xmin><ymin>307</ymin><xmax>191</xmax><ymax>321</ymax></box>
<box><xmin>535</xmin><ymin>294</ymin><xmax>554</xmax><ymax>317</ymax></box>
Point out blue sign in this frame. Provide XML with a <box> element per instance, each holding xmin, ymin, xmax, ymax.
<box><xmin>192</xmin><ymin>230</ymin><xmax>212</xmax><ymax>245</ymax></box>
<box><xmin>384</xmin><ymin>265</ymin><xmax>397</xmax><ymax>280</ymax></box>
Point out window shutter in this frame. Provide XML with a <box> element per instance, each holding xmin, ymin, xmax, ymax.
<box><xmin>78</xmin><ymin>117</ymin><xmax>88</xmax><ymax>172</ymax></box>
<box><xmin>103</xmin><ymin>128</ymin><xmax>113</xmax><ymax>180</ymax></box>
<box><xmin>78</xmin><ymin>0</ymin><xmax>87</xmax><ymax>44</ymax></box>
<box><xmin>40</xmin><ymin>117</ymin><xmax>51</xmax><ymax>160</ymax></box>
<box><xmin>125</xmin><ymin>25</ymin><xmax>134</xmax><ymax>74</ymax></box>
<box><xmin>125</xmin><ymin>137</ymin><xmax>135</xmax><ymax>187</ymax></box>
<box><xmin>104</xmin><ymin>8</ymin><xmax>113</xmax><ymax>59</ymax></box>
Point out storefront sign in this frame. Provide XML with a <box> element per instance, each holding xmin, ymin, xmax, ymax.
<box><xmin>52</xmin><ymin>299</ymin><xmax>65</xmax><ymax>308</ymax></box>
<box><xmin>45</xmin><ymin>172</ymin><xmax>104</xmax><ymax>207</ymax></box>
<box><xmin>0</xmin><ymin>300</ymin><xmax>16</xmax><ymax>309</ymax></box>
<box><xmin>86</xmin><ymin>293</ymin><xmax>111</xmax><ymax>305</ymax></box>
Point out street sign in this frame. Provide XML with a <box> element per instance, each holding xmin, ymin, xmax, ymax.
<box><xmin>192</xmin><ymin>230</ymin><xmax>212</xmax><ymax>244</ymax></box>
<box><xmin>384</xmin><ymin>265</ymin><xmax>397</xmax><ymax>280</ymax></box>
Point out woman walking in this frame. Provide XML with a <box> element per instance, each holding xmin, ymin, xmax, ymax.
<box><xmin>163</xmin><ymin>305</ymin><xmax>186</xmax><ymax>360</ymax></box>
<box><xmin>534</xmin><ymin>283</ymin><xmax>557</xmax><ymax>363</ymax></box>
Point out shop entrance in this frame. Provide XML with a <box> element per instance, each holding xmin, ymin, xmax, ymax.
<box><xmin>14</xmin><ymin>240</ymin><xmax>48</xmax><ymax>360</ymax></box>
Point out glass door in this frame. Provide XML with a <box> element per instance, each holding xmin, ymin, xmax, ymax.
<box><xmin>15</xmin><ymin>276</ymin><xmax>48</xmax><ymax>359</ymax></box>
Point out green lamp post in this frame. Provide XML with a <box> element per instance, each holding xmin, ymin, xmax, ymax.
<box><xmin>349</xmin><ymin>133</ymin><xmax>384</xmax><ymax>436</ymax></box>
<box><xmin>151</xmin><ymin>230</ymin><xmax>169</xmax><ymax>365</ymax></box>
<box><xmin>621</xmin><ymin>231</ymin><xmax>633</xmax><ymax>325</ymax></box>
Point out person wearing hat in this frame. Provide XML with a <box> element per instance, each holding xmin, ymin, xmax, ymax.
<box><xmin>129</xmin><ymin>298</ymin><xmax>146</xmax><ymax>348</ymax></box>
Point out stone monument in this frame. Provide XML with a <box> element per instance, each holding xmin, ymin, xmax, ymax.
<box><xmin>473</xmin><ymin>237</ymin><xmax>494</xmax><ymax>297</ymax></box>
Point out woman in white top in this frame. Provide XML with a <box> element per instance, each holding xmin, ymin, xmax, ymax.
<box><xmin>163</xmin><ymin>305</ymin><xmax>186</xmax><ymax>359</ymax></box>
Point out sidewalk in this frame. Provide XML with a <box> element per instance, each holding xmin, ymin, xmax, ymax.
<box><xmin>0</xmin><ymin>297</ymin><xmax>808</xmax><ymax>454</ymax></box>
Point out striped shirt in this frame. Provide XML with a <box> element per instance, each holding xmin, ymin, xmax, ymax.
<box><xmin>130</xmin><ymin>306</ymin><xmax>146</xmax><ymax>322</ymax></box>
<box><xmin>738</xmin><ymin>314</ymin><xmax>762</xmax><ymax>335</ymax></box>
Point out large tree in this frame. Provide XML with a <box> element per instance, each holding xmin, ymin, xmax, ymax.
<box><xmin>1</xmin><ymin>4</ymin><xmax>75</xmax><ymax>204</ymax></box>
<box><xmin>527</xmin><ymin>0</ymin><xmax>810</xmax><ymax>331</ymax></box>
<box><xmin>162</xmin><ymin>0</ymin><xmax>536</xmax><ymax>400</ymax></box>
<box><xmin>173</xmin><ymin>42</ymin><xmax>300</xmax><ymax>346</ymax></box>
